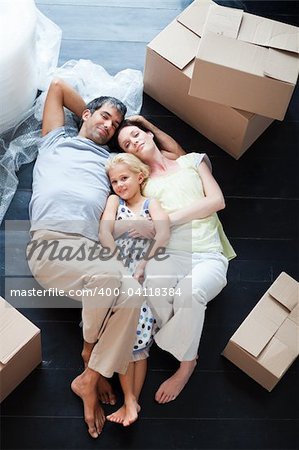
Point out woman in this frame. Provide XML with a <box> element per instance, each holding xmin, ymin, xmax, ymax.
<box><xmin>114</xmin><ymin>118</ymin><xmax>236</xmax><ymax>405</ymax></box>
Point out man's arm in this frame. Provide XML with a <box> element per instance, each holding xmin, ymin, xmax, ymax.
<box><xmin>42</xmin><ymin>79</ymin><xmax>87</xmax><ymax>136</ymax></box>
<box><xmin>128</xmin><ymin>115</ymin><xmax>186</xmax><ymax>159</ymax></box>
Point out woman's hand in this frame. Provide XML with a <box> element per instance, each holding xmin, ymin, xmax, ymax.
<box><xmin>114</xmin><ymin>216</ymin><xmax>155</xmax><ymax>239</ymax></box>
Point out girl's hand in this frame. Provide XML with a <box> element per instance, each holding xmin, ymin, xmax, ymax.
<box><xmin>133</xmin><ymin>261</ymin><xmax>147</xmax><ymax>284</ymax></box>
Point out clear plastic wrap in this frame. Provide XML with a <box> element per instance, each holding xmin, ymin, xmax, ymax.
<box><xmin>0</xmin><ymin>58</ymin><xmax>144</xmax><ymax>224</ymax></box>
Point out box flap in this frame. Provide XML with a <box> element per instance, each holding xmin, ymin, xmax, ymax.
<box><xmin>194</xmin><ymin>32</ymin><xmax>298</xmax><ymax>85</ymax></box>
<box><xmin>231</xmin><ymin>292</ymin><xmax>289</xmax><ymax>357</ymax></box>
<box><xmin>289</xmin><ymin>305</ymin><xmax>299</xmax><ymax>325</ymax></box>
<box><xmin>264</xmin><ymin>48</ymin><xmax>299</xmax><ymax>84</ymax></box>
<box><xmin>258</xmin><ymin>318</ymin><xmax>299</xmax><ymax>377</ymax></box>
<box><xmin>0</xmin><ymin>297</ymin><xmax>40</xmax><ymax>365</ymax></box>
<box><xmin>202</xmin><ymin>4</ymin><xmax>243</xmax><ymax>39</ymax></box>
<box><xmin>148</xmin><ymin>19</ymin><xmax>199</xmax><ymax>70</ymax></box>
<box><xmin>180</xmin><ymin>1</ymin><xmax>299</xmax><ymax>54</ymax></box>
<box><xmin>268</xmin><ymin>272</ymin><xmax>298</xmax><ymax>311</ymax></box>
<box><xmin>231</xmin><ymin>315</ymin><xmax>277</xmax><ymax>357</ymax></box>
<box><xmin>196</xmin><ymin>32</ymin><xmax>265</xmax><ymax>77</ymax></box>
<box><xmin>177</xmin><ymin>0</ymin><xmax>214</xmax><ymax>37</ymax></box>
<box><xmin>238</xmin><ymin>12</ymin><xmax>299</xmax><ymax>55</ymax></box>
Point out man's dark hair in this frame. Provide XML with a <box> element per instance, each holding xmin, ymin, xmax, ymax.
<box><xmin>78</xmin><ymin>96</ymin><xmax>127</xmax><ymax>130</ymax></box>
<box><xmin>111</xmin><ymin>119</ymin><xmax>153</xmax><ymax>152</ymax></box>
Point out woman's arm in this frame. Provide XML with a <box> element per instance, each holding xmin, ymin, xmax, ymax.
<box><xmin>133</xmin><ymin>199</ymin><xmax>170</xmax><ymax>281</ymax></box>
<box><xmin>128</xmin><ymin>115</ymin><xmax>186</xmax><ymax>158</ymax></box>
<box><xmin>114</xmin><ymin>216</ymin><xmax>155</xmax><ymax>239</ymax></box>
<box><xmin>98</xmin><ymin>195</ymin><xmax>120</xmax><ymax>253</ymax></box>
<box><xmin>169</xmin><ymin>161</ymin><xmax>225</xmax><ymax>226</ymax></box>
<box><xmin>147</xmin><ymin>199</ymin><xmax>170</xmax><ymax>258</ymax></box>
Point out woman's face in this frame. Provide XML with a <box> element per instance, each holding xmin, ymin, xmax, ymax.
<box><xmin>117</xmin><ymin>126</ymin><xmax>155</xmax><ymax>160</ymax></box>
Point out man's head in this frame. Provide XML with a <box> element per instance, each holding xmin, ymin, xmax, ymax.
<box><xmin>79</xmin><ymin>97</ymin><xmax>127</xmax><ymax>145</ymax></box>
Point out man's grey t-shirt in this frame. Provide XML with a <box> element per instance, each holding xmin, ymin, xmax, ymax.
<box><xmin>29</xmin><ymin>127</ymin><xmax>112</xmax><ymax>241</ymax></box>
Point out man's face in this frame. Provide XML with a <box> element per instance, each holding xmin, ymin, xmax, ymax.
<box><xmin>81</xmin><ymin>103</ymin><xmax>123</xmax><ymax>145</ymax></box>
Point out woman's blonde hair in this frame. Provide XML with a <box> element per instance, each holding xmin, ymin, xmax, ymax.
<box><xmin>106</xmin><ymin>153</ymin><xmax>150</xmax><ymax>187</ymax></box>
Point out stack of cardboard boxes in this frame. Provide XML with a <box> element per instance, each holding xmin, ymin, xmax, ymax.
<box><xmin>144</xmin><ymin>0</ymin><xmax>299</xmax><ymax>158</ymax></box>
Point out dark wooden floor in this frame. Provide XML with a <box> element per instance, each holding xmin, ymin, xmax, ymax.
<box><xmin>1</xmin><ymin>1</ymin><xmax>298</xmax><ymax>449</ymax></box>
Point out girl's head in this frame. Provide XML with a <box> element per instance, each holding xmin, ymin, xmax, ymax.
<box><xmin>106</xmin><ymin>153</ymin><xmax>150</xmax><ymax>199</ymax></box>
<box><xmin>113</xmin><ymin>120</ymin><xmax>157</xmax><ymax>160</ymax></box>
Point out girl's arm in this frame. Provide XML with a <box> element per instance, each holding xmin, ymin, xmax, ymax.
<box><xmin>128</xmin><ymin>115</ymin><xmax>186</xmax><ymax>158</ymax></box>
<box><xmin>168</xmin><ymin>161</ymin><xmax>225</xmax><ymax>227</ymax></box>
<box><xmin>98</xmin><ymin>195</ymin><xmax>120</xmax><ymax>253</ymax></box>
<box><xmin>133</xmin><ymin>199</ymin><xmax>170</xmax><ymax>281</ymax></box>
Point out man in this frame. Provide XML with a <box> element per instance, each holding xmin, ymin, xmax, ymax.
<box><xmin>27</xmin><ymin>79</ymin><xmax>184</xmax><ymax>438</ymax></box>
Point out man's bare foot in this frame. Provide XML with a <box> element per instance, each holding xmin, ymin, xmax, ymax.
<box><xmin>155</xmin><ymin>359</ymin><xmax>197</xmax><ymax>404</ymax></box>
<box><xmin>97</xmin><ymin>376</ymin><xmax>116</xmax><ymax>405</ymax></box>
<box><xmin>71</xmin><ymin>368</ymin><xmax>105</xmax><ymax>438</ymax></box>
<box><xmin>107</xmin><ymin>398</ymin><xmax>141</xmax><ymax>427</ymax></box>
<box><xmin>81</xmin><ymin>341</ymin><xmax>116</xmax><ymax>405</ymax></box>
<box><xmin>81</xmin><ymin>341</ymin><xmax>96</xmax><ymax>369</ymax></box>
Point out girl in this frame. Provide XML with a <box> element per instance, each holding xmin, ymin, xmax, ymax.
<box><xmin>99</xmin><ymin>153</ymin><xmax>169</xmax><ymax>426</ymax></box>
<box><xmin>115</xmin><ymin>119</ymin><xmax>236</xmax><ymax>404</ymax></box>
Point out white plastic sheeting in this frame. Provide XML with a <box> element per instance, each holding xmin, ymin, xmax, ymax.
<box><xmin>0</xmin><ymin>58</ymin><xmax>143</xmax><ymax>223</ymax></box>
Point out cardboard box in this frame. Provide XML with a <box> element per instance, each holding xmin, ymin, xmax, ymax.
<box><xmin>187</xmin><ymin>1</ymin><xmax>299</xmax><ymax>120</ymax></box>
<box><xmin>0</xmin><ymin>296</ymin><xmax>42</xmax><ymax>402</ymax></box>
<box><xmin>222</xmin><ymin>272</ymin><xmax>299</xmax><ymax>391</ymax></box>
<box><xmin>144</xmin><ymin>3</ymin><xmax>274</xmax><ymax>159</ymax></box>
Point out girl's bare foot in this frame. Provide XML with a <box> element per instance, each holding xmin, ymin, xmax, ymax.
<box><xmin>71</xmin><ymin>368</ymin><xmax>105</xmax><ymax>438</ymax></box>
<box><xmin>155</xmin><ymin>359</ymin><xmax>197</xmax><ymax>404</ymax></box>
<box><xmin>123</xmin><ymin>398</ymin><xmax>141</xmax><ymax>427</ymax></box>
<box><xmin>107</xmin><ymin>405</ymin><xmax>126</xmax><ymax>424</ymax></box>
<box><xmin>107</xmin><ymin>398</ymin><xmax>141</xmax><ymax>427</ymax></box>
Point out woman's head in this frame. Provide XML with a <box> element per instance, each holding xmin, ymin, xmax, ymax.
<box><xmin>106</xmin><ymin>153</ymin><xmax>150</xmax><ymax>199</ymax></box>
<box><xmin>113</xmin><ymin>120</ymin><xmax>157</xmax><ymax>160</ymax></box>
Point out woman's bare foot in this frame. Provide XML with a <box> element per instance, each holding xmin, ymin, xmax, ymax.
<box><xmin>97</xmin><ymin>376</ymin><xmax>117</xmax><ymax>405</ymax></box>
<box><xmin>155</xmin><ymin>359</ymin><xmax>197</xmax><ymax>404</ymax></box>
<box><xmin>71</xmin><ymin>368</ymin><xmax>105</xmax><ymax>438</ymax></box>
<box><xmin>107</xmin><ymin>398</ymin><xmax>141</xmax><ymax>427</ymax></box>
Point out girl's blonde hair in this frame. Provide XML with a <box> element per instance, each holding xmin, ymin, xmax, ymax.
<box><xmin>106</xmin><ymin>153</ymin><xmax>150</xmax><ymax>187</ymax></box>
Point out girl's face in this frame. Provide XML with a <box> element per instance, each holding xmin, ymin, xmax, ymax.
<box><xmin>117</xmin><ymin>126</ymin><xmax>155</xmax><ymax>160</ymax></box>
<box><xmin>108</xmin><ymin>163</ymin><xmax>144</xmax><ymax>200</ymax></box>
